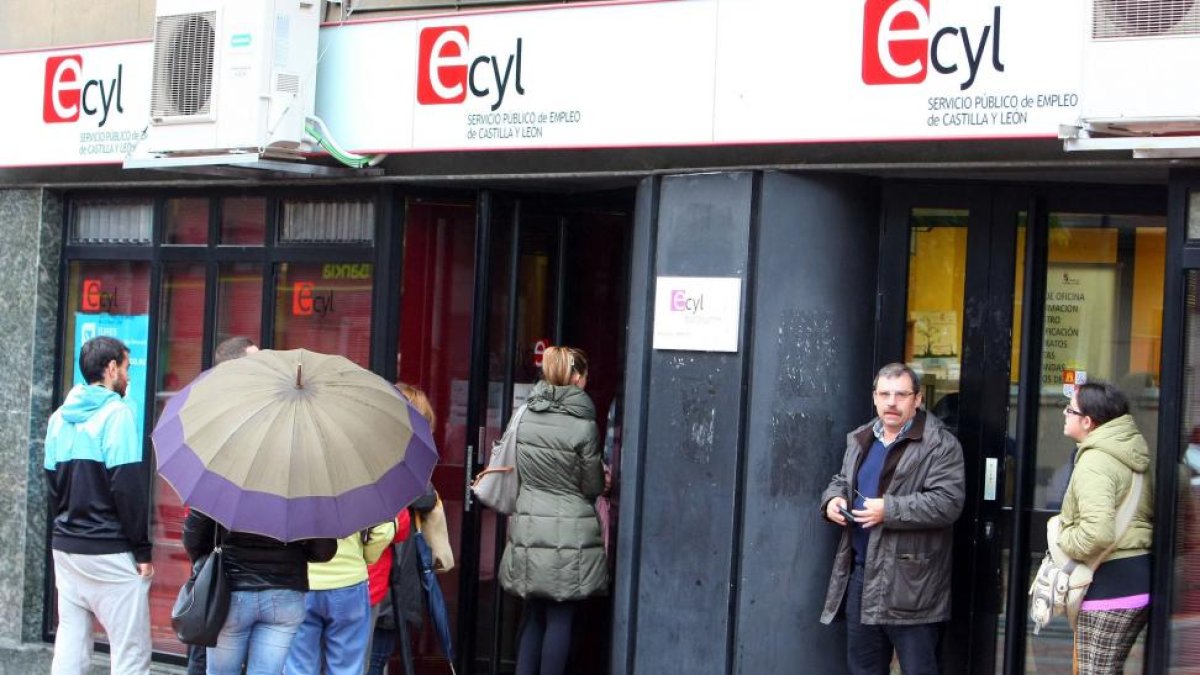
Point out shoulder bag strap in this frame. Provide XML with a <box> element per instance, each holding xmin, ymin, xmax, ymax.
<box><xmin>1087</xmin><ymin>471</ymin><xmax>1144</xmax><ymax>568</ymax></box>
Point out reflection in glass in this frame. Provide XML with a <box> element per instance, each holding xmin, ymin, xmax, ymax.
<box><xmin>904</xmin><ymin>208</ymin><xmax>968</xmax><ymax>433</ymax></box>
<box><xmin>1189</xmin><ymin>191</ymin><xmax>1200</xmax><ymax>240</ymax></box>
<box><xmin>220</xmin><ymin>197</ymin><xmax>266</xmax><ymax>246</ymax></box>
<box><xmin>274</xmin><ymin>262</ymin><xmax>373</xmax><ymax>367</ymax></box>
<box><xmin>164</xmin><ymin>197</ymin><xmax>208</xmax><ymax>245</ymax></box>
<box><xmin>150</xmin><ymin>262</ymin><xmax>208</xmax><ymax>657</ymax></box>
<box><xmin>216</xmin><ymin>262</ymin><xmax>263</xmax><ymax>347</ymax></box>
<box><xmin>396</xmin><ymin>199</ymin><xmax>477</xmax><ymax>669</ymax></box>
<box><xmin>1018</xmin><ymin>213</ymin><xmax>1165</xmax><ymax>673</ymax></box>
<box><xmin>1172</xmin><ymin>272</ymin><xmax>1200</xmax><ymax>670</ymax></box>
<box><xmin>71</xmin><ymin>199</ymin><xmax>153</xmax><ymax>244</ymax></box>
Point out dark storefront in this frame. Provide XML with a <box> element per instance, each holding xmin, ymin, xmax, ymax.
<box><xmin>11</xmin><ymin>169</ymin><xmax>1192</xmax><ymax>674</ymax></box>
<box><xmin>2</xmin><ymin>1</ymin><xmax>1200</xmax><ymax>673</ymax></box>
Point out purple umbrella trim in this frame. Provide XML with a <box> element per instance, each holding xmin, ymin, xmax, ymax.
<box><xmin>153</xmin><ymin>374</ymin><xmax>439</xmax><ymax>542</ymax></box>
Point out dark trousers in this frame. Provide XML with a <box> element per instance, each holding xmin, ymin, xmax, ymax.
<box><xmin>846</xmin><ymin>565</ymin><xmax>941</xmax><ymax>675</ymax></box>
<box><xmin>515</xmin><ymin>598</ymin><xmax>577</xmax><ymax>675</ymax></box>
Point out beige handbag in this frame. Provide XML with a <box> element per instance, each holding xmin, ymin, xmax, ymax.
<box><xmin>417</xmin><ymin>494</ymin><xmax>455</xmax><ymax>573</ymax></box>
<box><xmin>1029</xmin><ymin>472</ymin><xmax>1143</xmax><ymax>633</ymax></box>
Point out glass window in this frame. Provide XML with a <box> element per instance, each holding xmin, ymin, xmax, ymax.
<box><xmin>1189</xmin><ymin>191</ymin><xmax>1200</xmax><ymax>240</ymax></box>
<box><xmin>164</xmin><ymin>197</ymin><xmax>208</xmax><ymax>245</ymax></box>
<box><xmin>220</xmin><ymin>197</ymin><xmax>266</xmax><ymax>246</ymax></box>
<box><xmin>904</xmin><ymin>208</ymin><xmax>969</xmax><ymax>430</ymax></box>
<box><xmin>274</xmin><ymin>261</ymin><xmax>373</xmax><ymax>366</ymax></box>
<box><xmin>1173</xmin><ymin>271</ymin><xmax>1200</xmax><ymax>670</ymax></box>
<box><xmin>1018</xmin><ymin>212</ymin><xmax>1165</xmax><ymax>672</ymax></box>
<box><xmin>396</xmin><ymin>200</ymin><xmax>476</xmax><ymax>660</ymax></box>
<box><xmin>279</xmin><ymin>199</ymin><xmax>374</xmax><ymax>244</ymax></box>
<box><xmin>71</xmin><ymin>199</ymin><xmax>153</xmax><ymax>244</ymax></box>
<box><xmin>150</xmin><ymin>263</ymin><xmax>208</xmax><ymax>657</ymax></box>
<box><xmin>216</xmin><ymin>262</ymin><xmax>263</xmax><ymax>346</ymax></box>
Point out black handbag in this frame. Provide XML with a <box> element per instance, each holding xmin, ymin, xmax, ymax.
<box><xmin>171</xmin><ymin>524</ymin><xmax>231</xmax><ymax>647</ymax></box>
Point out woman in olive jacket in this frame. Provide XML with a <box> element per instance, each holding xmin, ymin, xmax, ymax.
<box><xmin>1058</xmin><ymin>381</ymin><xmax>1154</xmax><ymax>674</ymax></box>
<box><xmin>499</xmin><ymin>346</ymin><xmax>607</xmax><ymax>675</ymax></box>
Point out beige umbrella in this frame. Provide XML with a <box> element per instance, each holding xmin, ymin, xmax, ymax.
<box><xmin>152</xmin><ymin>349</ymin><xmax>437</xmax><ymax>541</ymax></box>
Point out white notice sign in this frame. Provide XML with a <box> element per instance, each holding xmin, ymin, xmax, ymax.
<box><xmin>653</xmin><ymin>277</ymin><xmax>742</xmax><ymax>352</ymax></box>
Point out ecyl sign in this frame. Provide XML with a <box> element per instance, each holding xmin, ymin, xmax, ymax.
<box><xmin>43</xmin><ymin>55</ymin><xmax>126</xmax><ymax>127</ymax></box>
<box><xmin>653</xmin><ymin>276</ymin><xmax>742</xmax><ymax>353</ymax></box>
<box><xmin>292</xmin><ymin>282</ymin><xmax>335</xmax><ymax>318</ymax></box>
<box><xmin>81</xmin><ymin>279</ymin><xmax>119</xmax><ymax>312</ymax></box>
<box><xmin>863</xmin><ymin>0</ymin><xmax>1004</xmax><ymax>90</ymax></box>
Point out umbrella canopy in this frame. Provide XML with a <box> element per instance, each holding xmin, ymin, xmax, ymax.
<box><xmin>415</xmin><ymin>530</ymin><xmax>456</xmax><ymax>673</ymax></box>
<box><xmin>152</xmin><ymin>348</ymin><xmax>437</xmax><ymax>542</ymax></box>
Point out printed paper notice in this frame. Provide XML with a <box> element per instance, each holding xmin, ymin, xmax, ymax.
<box><xmin>652</xmin><ymin>277</ymin><xmax>742</xmax><ymax>352</ymax></box>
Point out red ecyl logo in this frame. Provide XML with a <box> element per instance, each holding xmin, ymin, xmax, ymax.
<box><xmin>81</xmin><ymin>279</ymin><xmax>118</xmax><ymax>312</ymax></box>
<box><xmin>43</xmin><ymin>54</ymin><xmax>125</xmax><ymax>126</ymax></box>
<box><xmin>292</xmin><ymin>282</ymin><xmax>335</xmax><ymax>318</ymax></box>
<box><xmin>417</xmin><ymin>26</ymin><xmax>525</xmax><ymax>111</ymax></box>
<box><xmin>862</xmin><ymin>0</ymin><xmax>1004</xmax><ymax>91</ymax></box>
<box><xmin>44</xmin><ymin>55</ymin><xmax>83</xmax><ymax>123</ymax></box>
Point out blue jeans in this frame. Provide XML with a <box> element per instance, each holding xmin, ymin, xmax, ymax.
<box><xmin>845</xmin><ymin>565</ymin><xmax>941</xmax><ymax>675</ymax></box>
<box><xmin>207</xmin><ymin>589</ymin><xmax>306</xmax><ymax>675</ymax></box>
<box><xmin>284</xmin><ymin>581</ymin><xmax>372</xmax><ymax>675</ymax></box>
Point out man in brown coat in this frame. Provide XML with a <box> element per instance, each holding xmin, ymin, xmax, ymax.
<box><xmin>820</xmin><ymin>363</ymin><xmax>965</xmax><ymax>675</ymax></box>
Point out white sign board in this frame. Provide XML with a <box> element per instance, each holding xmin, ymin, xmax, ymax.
<box><xmin>653</xmin><ymin>276</ymin><xmax>743</xmax><ymax>352</ymax></box>
<box><xmin>0</xmin><ymin>41</ymin><xmax>152</xmax><ymax>167</ymax></box>
<box><xmin>0</xmin><ymin>0</ymin><xmax>1086</xmax><ymax>167</ymax></box>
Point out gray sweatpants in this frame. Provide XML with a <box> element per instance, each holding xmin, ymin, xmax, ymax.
<box><xmin>51</xmin><ymin>550</ymin><xmax>152</xmax><ymax>675</ymax></box>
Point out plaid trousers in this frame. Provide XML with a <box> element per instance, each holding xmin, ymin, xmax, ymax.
<box><xmin>1074</xmin><ymin>607</ymin><xmax>1149</xmax><ymax>675</ymax></box>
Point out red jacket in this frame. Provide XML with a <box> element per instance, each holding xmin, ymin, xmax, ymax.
<box><xmin>367</xmin><ymin>509</ymin><xmax>411</xmax><ymax>606</ymax></box>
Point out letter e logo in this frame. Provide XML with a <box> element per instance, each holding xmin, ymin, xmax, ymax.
<box><xmin>418</xmin><ymin>26</ymin><xmax>470</xmax><ymax>105</ymax></box>
<box><xmin>862</xmin><ymin>0</ymin><xmax>930</xmax><ymax>85</ymax></box>
<box><xmin>81</xmin><ymin>279</ymin><xmax>102</xmax><ymax>311</ymax></box>
<box><xmin>44</xmin><ymin>55</ymin><xmax>83</xmax><ymax>123</ymax></box>
<box><xmin>292</xmin><ymin>282</ymin><xmax>315</xmax><ymax>316</ymax></box>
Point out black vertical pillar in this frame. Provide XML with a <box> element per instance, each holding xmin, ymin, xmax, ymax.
<box><xmin>733</xmin><ymin>173</ymin><xmax>878</xmax><ymax>674</ymax></box>
<box><xmin>613</xmin><ymin>171</ymin><xmax>881</xmax><ymax>674</ymax></box>
<box><xmin>631</xmin><ymin>172</ymin><xmax>755</xmax><ymax>674</ymax></box>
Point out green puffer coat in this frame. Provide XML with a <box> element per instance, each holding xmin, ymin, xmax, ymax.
<box><xmin>498</xmin><ymin>381</ymin><xmax>608</xmax><ymax>601</ymax></box>
<box><xmin>1058</xmin><ymin>414</ymin><xmax>1154</xmax><ymax>564</ymax></box>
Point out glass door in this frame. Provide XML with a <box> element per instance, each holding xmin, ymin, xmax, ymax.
<box><xmin>398</xmin><ymin>190</ymin><xmax>631</xmax><ymax>674</ymax></box>
<box><xmin>881</xmin><ymin>184</ymin><xmax>1167</xmax><ymax>675</ymax></box>
<box><xmin>880</xmin><ymin>183</ymin><xmax>1016</xmax><ymax>674</ymax></box>
<box><xmin>1005</xmin><ymin>206</ymin><xmax>1166</xmax><ymax>675</ymax></box>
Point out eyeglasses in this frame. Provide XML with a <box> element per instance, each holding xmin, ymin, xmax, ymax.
<box><xmin>1064</xmin><ymin>406</ymin><xmax>1084</xmax><ymax>417</ymax></box>
<box><xmin>874</xmin><ymin>390</ymin><xmax>915</xmax><ymax>402</ymax></box>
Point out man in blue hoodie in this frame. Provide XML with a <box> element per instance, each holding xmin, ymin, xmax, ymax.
<box><xmin>45</xmin><ymin>336</ymin><xmax>153</xmax><ymax>674</ymax></box>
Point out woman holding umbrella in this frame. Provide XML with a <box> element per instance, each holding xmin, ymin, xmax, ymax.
<box><xmin>182</xmin><ymin>512</ymin><xmax>337</xmax><ymax>674</ymax></box>
<box><xmin>499</xmin><ymin>346</ymin><xmax>607</xmax><ymax>675</ymax></box>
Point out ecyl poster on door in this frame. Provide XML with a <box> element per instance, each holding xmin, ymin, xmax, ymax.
<box><xmin>73</xmin><ymin>313</ymin><xmax>150</xmax><ymax>441</ymax></box>
<box><xmin>653</xmin><ymin>277</ymin><xmax>742</xmax><ymax>352</ymax></box>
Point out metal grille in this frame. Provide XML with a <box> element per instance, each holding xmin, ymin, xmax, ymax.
<box><xmin>280</xmin><ymin>200</ymin><xmax>375</xmax><ymax>244</ymax></box>
<box><xmin>275</xmin><ymin>73</ymin><xmax>300</xmax><ymax>95</ymax></box>
<box><xmin>150</xmin><ymin>12</ymin><xmax>216</xmax><ymax>118</ymax></box>
<box><xmin>1094</xmin><ymin>0</ymin><xmax>1200</xmax><ymax>38</ymax></box>
<box><xmin>71</xmin><ymin>200</ymin><xmax>153</xmax><ymax>245</ymax></box>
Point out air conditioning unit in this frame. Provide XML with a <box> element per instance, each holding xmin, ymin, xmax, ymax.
<box><xmin>137</xmin><ymin>0</ymin><xmax>321</xmax><ymax>158</ymax></box>
<box><xmin>1078</xmin><ymin>0</ymin><xmax>1200</xmax><ymax>136</ymax></box>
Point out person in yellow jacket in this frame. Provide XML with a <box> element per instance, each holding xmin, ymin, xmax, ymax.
<box><xmin>283</xmin><ymin>519</ymin><xmax>396</xmax><ymax>675</ymax></box>
<box><xmin>1058</xmin><ymin>381</ymin><xmax>1154</xmax><ymax>675</ymax></box>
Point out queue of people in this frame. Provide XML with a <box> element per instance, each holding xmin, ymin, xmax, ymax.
<box><xmin>44</xmin><ymin>334</ymin><xmax>1154</xmax><ymax>675</ymax></box>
